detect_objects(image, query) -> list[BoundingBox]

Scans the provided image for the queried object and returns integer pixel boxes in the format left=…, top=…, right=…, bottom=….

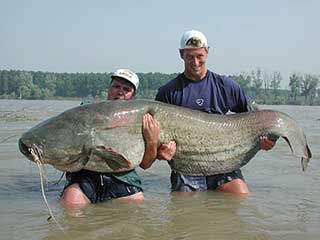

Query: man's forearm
left=139, top=143, right=158, bottom=169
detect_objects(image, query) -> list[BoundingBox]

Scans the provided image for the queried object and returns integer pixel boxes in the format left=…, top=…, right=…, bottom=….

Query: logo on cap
left=186, top=37, right=205, bottom=48
left=119, top=70, right=134, bottom=80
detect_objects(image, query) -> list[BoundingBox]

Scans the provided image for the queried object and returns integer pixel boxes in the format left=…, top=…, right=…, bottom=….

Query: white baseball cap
left=111, top=68, right=139, bottom=91
left=180, top=30, right=208, bottom=49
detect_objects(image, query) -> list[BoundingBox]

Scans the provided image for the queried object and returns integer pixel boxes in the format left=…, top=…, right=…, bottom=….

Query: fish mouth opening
left=18, top=139, right=43, bottom=162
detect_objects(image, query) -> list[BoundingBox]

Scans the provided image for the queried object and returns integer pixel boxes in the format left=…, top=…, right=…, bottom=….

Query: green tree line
left=0, top=69, right=319, bottom=105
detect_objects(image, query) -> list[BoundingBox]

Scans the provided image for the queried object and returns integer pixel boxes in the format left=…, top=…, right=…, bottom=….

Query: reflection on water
left=0, top=100, right=319, bottom=240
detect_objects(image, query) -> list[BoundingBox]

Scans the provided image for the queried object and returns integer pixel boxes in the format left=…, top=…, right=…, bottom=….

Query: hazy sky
left=1, top=0, right=319, bottom=87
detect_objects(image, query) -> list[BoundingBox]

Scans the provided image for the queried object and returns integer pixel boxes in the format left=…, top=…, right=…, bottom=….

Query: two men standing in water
left=61, top=30, right=276, bottom=207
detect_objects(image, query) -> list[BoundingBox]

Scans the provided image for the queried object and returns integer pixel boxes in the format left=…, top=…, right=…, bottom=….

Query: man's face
left=180, top=47, right=208, bottom=80
left=107, top=77, right=135, bottom=100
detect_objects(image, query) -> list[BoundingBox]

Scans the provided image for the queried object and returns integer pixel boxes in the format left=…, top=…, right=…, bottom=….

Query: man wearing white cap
left=152, top=30, right=276, bottom=195
left=108, top=68, right=139, bottom=99
left=61, top=69, right=160, bottom=206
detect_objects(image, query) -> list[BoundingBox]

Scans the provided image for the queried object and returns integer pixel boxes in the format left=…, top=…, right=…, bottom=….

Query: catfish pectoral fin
left=87, top=145, right=132, bottom=171
left=301, top=144, right=312, bottom=171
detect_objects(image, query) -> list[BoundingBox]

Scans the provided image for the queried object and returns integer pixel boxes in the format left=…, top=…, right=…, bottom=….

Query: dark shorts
left=63, top=170, right=143, bottom=203
left=170, top=169, right=245, bottom=192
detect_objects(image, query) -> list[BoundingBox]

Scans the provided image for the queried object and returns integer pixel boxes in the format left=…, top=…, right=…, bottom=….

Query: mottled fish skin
left=18, top=99, right=312, bottom=175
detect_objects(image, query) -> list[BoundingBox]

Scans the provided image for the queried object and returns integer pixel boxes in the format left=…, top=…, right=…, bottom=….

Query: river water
left=0, top=99, right=319, bottom=240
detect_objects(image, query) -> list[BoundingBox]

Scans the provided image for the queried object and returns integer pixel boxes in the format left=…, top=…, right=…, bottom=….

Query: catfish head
left=18, top=109, right=93, bottom=172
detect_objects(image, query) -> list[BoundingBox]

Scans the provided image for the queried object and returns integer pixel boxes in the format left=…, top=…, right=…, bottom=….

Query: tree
left=270, top=71, right=282, bottom=102
left=14, top=71, right=33, bottom=99
left=30, top=85, right=42, bottom=99
left=230, top=72, right=251, bottom=93
left=262, top=71, right=270, bottom=98
left=316, top=87, right=320, bottom=104
left=55, top=73, right=76, bottom=97
left=300, top=74, right=319, bottom=105
left=44, top=73, right=57, bottom=95
left=0, top=69, right=319, bottom=105
left=0, top=70, right=9, bottom=95
left=289, top=73, right=301, bottom=103
left=251, top=68, right=263, bottom=100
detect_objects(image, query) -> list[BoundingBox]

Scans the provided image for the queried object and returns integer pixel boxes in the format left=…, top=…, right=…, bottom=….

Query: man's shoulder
left=156, top=74, right=183, bottom=102
left=158, top=74, right=182, bottom=92
left=208, top=70, right=232, bottom=82
left=208, top=70, right=240, bottom=88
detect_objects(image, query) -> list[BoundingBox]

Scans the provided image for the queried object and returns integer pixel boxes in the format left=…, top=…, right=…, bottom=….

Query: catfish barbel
left=18, top=99, right=312, bottom=176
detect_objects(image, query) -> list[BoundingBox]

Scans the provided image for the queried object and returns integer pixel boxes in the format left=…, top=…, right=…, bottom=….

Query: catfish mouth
left=19, top=139, right=43, bottom=162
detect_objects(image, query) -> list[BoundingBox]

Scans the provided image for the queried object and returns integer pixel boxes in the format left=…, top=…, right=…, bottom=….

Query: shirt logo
left=195, top=98, right=204, bottom=106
